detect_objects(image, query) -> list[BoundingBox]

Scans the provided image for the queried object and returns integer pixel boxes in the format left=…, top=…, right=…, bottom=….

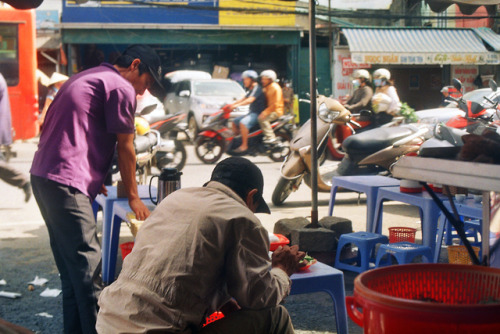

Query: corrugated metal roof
left=343, top=28, right=488, bottom=54
left=473, top=27, right=500, bottom=52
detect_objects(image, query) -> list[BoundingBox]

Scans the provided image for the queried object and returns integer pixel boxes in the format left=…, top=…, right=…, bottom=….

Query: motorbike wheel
left=156, top=140, right=187, bottom=171
left=272, top=176, right=301, bottom=206
left=195, top=135, right=225, bottom=164
left=268, top=132, right=291, bottom=163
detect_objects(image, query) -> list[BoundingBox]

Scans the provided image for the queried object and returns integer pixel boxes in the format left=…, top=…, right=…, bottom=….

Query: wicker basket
left=388, top=227, right=417, bottom=243
left=448, top=245, right=480, bottom=265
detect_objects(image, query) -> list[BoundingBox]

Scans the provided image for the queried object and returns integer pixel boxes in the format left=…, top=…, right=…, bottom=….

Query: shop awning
left=473, top=27, right=500, bottom=52
left=343, top=28, right=499, bottom=65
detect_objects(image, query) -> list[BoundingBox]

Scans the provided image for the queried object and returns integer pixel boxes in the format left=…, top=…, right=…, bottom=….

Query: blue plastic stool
left=375, top=241, right=433, bottom=267
left=290, top=261, right=348, bottom=334
left=328, top=175, right=400, bottom=232
left=335, top=231, right=389, bottom=273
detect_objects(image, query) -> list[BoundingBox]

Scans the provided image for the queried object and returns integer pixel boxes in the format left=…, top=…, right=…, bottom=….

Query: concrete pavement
left=0, top=138, right=425, bottom=333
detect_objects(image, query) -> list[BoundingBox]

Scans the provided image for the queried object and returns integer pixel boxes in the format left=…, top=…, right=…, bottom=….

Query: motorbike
left=194, top=105, right=295, bottom=164
left=271, top=95, right=360, bottom=205
left=139, top=106, right=189, bottom=171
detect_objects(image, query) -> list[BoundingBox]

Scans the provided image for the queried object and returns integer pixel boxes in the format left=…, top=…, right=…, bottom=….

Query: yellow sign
left=219, top=0, right=296, bottom=26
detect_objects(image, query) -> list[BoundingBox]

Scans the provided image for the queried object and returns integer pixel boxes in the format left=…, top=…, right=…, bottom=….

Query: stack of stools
left=375, top=227, right=433, bottom=267
left=334, top=231, right=389, bottom=273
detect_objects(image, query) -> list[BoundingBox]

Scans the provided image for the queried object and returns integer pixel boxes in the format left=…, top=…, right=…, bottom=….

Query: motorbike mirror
left=359, top=109, right=372, bottom=117
left=139, top=104, right=158, bottom=116
left=452, top=78, right=463, bottom=92
left=489, top=79, right=498, bottom=92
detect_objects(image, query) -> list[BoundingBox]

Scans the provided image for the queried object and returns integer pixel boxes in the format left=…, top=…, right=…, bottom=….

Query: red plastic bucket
left=346, top=264, right=500, bottom=334
left=119, top=242, right=134, bottom=260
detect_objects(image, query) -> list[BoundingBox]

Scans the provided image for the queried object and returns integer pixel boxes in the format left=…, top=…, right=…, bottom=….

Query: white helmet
left=353, top=69, right=371, bottom=81
left=260, top=70, right=277, bottom=82
left=373, top=68, right=391, bottom=80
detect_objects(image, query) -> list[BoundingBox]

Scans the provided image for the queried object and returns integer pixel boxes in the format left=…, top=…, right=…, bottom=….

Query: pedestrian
left=38, top=72, right=69, bottom=128
left=439, top=86, right=450, bottom=107
left=258, top=70, right=284, bottom=144
left=229, top=70, right=266, bottom=153
left=344, top=69, right=373, bottom=113
left=96, top=156, right=305, bottom=334
left=30, top=44, right=163, bottom=334
left=0, top=72, right=31, bottom=202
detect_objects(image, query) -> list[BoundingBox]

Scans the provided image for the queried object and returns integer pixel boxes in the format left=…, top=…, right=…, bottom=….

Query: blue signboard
left=62, top=0, right=219, bottom=25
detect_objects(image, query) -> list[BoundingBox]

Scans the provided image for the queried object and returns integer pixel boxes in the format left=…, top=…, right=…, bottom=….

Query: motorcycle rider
left=229, top=70, right=266, bottom=153
left=371, top=68, right=401, bottom=126
left=344, top=69, right=373, bottom=113
left=259, top=70, right=284, bottom=144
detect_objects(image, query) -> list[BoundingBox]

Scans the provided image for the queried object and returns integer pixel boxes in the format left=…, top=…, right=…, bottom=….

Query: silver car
left=164, top=71, right=248, bottom=139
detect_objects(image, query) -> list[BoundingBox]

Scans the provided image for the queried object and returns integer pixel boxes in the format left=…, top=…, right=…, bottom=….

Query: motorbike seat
left=342, top=126, right=415, bottom=155
left=135, top=132, right=158, bottom=154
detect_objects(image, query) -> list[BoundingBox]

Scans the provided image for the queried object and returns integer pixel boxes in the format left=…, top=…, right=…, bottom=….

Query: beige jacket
left=96, top=182, right=290, bottom=334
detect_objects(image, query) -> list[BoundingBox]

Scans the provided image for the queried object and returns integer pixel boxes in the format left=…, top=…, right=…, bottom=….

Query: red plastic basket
left=388, top=227, right=416, bottom=243
left=119, top=242, right=134, bottom=260
left=202, top=311, right=224, bottom=327
left=346, top=264, right=500, bottom=334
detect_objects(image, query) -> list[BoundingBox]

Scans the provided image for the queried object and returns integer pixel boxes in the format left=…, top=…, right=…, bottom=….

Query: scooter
left=194, top=105, right=295, bottom=164
left=136, top=104, right=189, bottom=171
left=272, top=95, right=360, bottom=205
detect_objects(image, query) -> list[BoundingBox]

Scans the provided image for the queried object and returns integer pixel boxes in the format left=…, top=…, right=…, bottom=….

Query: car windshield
left=193, top=81, right=244, bottom=96
left=462, top=89, right=500, bottom=104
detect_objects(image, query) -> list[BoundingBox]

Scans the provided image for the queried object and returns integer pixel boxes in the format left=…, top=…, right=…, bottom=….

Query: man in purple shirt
left=30, top=45, right=163, bottom=334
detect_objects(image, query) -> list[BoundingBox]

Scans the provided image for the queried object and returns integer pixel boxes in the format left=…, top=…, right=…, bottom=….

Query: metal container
left=150, top=168, right=182, bottom=205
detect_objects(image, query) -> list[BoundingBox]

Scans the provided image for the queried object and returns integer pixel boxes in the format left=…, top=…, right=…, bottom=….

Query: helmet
left=373, top=68, right=391, bottom=80
left=242, top=70, right=258, bottom=81
left=260, top=70, right=277, bottom=82
left=135, top=117, right=150, bottom=136
left=354, top=69, right=371, bottom=81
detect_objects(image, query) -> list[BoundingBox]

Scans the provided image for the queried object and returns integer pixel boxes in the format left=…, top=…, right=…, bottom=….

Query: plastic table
left=329, top=175, right=400, bottom=232
left=290, top=261, right=348, bottom=334
left=92, top=185, right=156, bottom=284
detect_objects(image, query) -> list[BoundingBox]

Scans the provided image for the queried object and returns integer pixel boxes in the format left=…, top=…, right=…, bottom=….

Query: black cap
left=210, top=157, right=271, bottom=214
left=122, top=44, right=164, bottom=96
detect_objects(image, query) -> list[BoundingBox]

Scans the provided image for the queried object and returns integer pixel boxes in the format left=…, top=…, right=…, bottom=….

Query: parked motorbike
left=272, top=95, right=360, bottom=205
left=194, top=105, right=295, bottom=164
left=139, top=106, right=189, bottom=171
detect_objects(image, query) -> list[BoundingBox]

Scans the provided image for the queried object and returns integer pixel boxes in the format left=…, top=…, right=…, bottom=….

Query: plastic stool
left=375, top=241, right=433, bottom=267
left=335, top=231, right=389, bottom=273
left=290, top=261, right=348, bottom=334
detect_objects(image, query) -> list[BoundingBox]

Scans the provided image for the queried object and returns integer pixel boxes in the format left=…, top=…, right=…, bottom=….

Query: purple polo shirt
left=30, top=63, right=136, bottom=200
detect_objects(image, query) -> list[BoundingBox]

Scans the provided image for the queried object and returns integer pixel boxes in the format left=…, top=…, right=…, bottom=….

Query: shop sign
left=352, top=52, right=492, bottom=65
left=342, top=58, right=371, bottom=70
left=334, top=49, right=355, bottom=103
left=451, top=65, right=479, bottom=93
left=219, top=0, right=296, bottom=26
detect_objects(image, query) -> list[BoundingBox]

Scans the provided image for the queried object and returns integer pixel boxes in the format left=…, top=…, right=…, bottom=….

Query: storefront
left=334, top=27, right=500, bottom=110
left=60, top=1, right=302, bottom=90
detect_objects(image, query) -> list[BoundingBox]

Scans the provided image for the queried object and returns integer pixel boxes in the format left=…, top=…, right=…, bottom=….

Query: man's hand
left=271, top=245, right=306, bottom=276
left=220, top=299, right=240, bottom=316
left=98, top=184, right=108, bottom=197
left=129, top=198, right=150, bottom=221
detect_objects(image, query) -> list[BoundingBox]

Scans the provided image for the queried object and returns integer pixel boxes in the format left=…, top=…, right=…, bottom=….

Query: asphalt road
left=0, top=139, right=425, bottom=333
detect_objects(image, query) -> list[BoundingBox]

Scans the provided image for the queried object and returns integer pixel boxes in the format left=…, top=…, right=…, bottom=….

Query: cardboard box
left=212, top=65, right=229, bottom=79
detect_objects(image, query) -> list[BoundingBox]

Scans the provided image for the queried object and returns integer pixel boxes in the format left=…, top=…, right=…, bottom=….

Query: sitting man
left=259, top=70, right=284, bottom=144
left=230, top=70, right=267, bottom=153
left=96, top=156, right=305, bottom=334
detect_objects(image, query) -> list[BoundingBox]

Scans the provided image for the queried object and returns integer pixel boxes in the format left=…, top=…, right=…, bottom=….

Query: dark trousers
left=31, top=175, right=103, bottom=334
left=0, top=152, right=28, bottom=188
left=199, top=305, right=294, bottom=334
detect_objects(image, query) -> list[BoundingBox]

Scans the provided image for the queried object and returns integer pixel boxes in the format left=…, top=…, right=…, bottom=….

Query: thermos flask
left=150, top=168, right=182, bottom=205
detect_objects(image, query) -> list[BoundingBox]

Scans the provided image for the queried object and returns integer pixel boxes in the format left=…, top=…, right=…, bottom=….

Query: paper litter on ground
left=0, top=279, right=6, bottom=285
left=28, top=276, right=49, bottom=286
left=0, top=291, right=22, bottom=299
left=40, top=288, right=61, bottom=297
left=36, top=312, right=54, bottom=318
